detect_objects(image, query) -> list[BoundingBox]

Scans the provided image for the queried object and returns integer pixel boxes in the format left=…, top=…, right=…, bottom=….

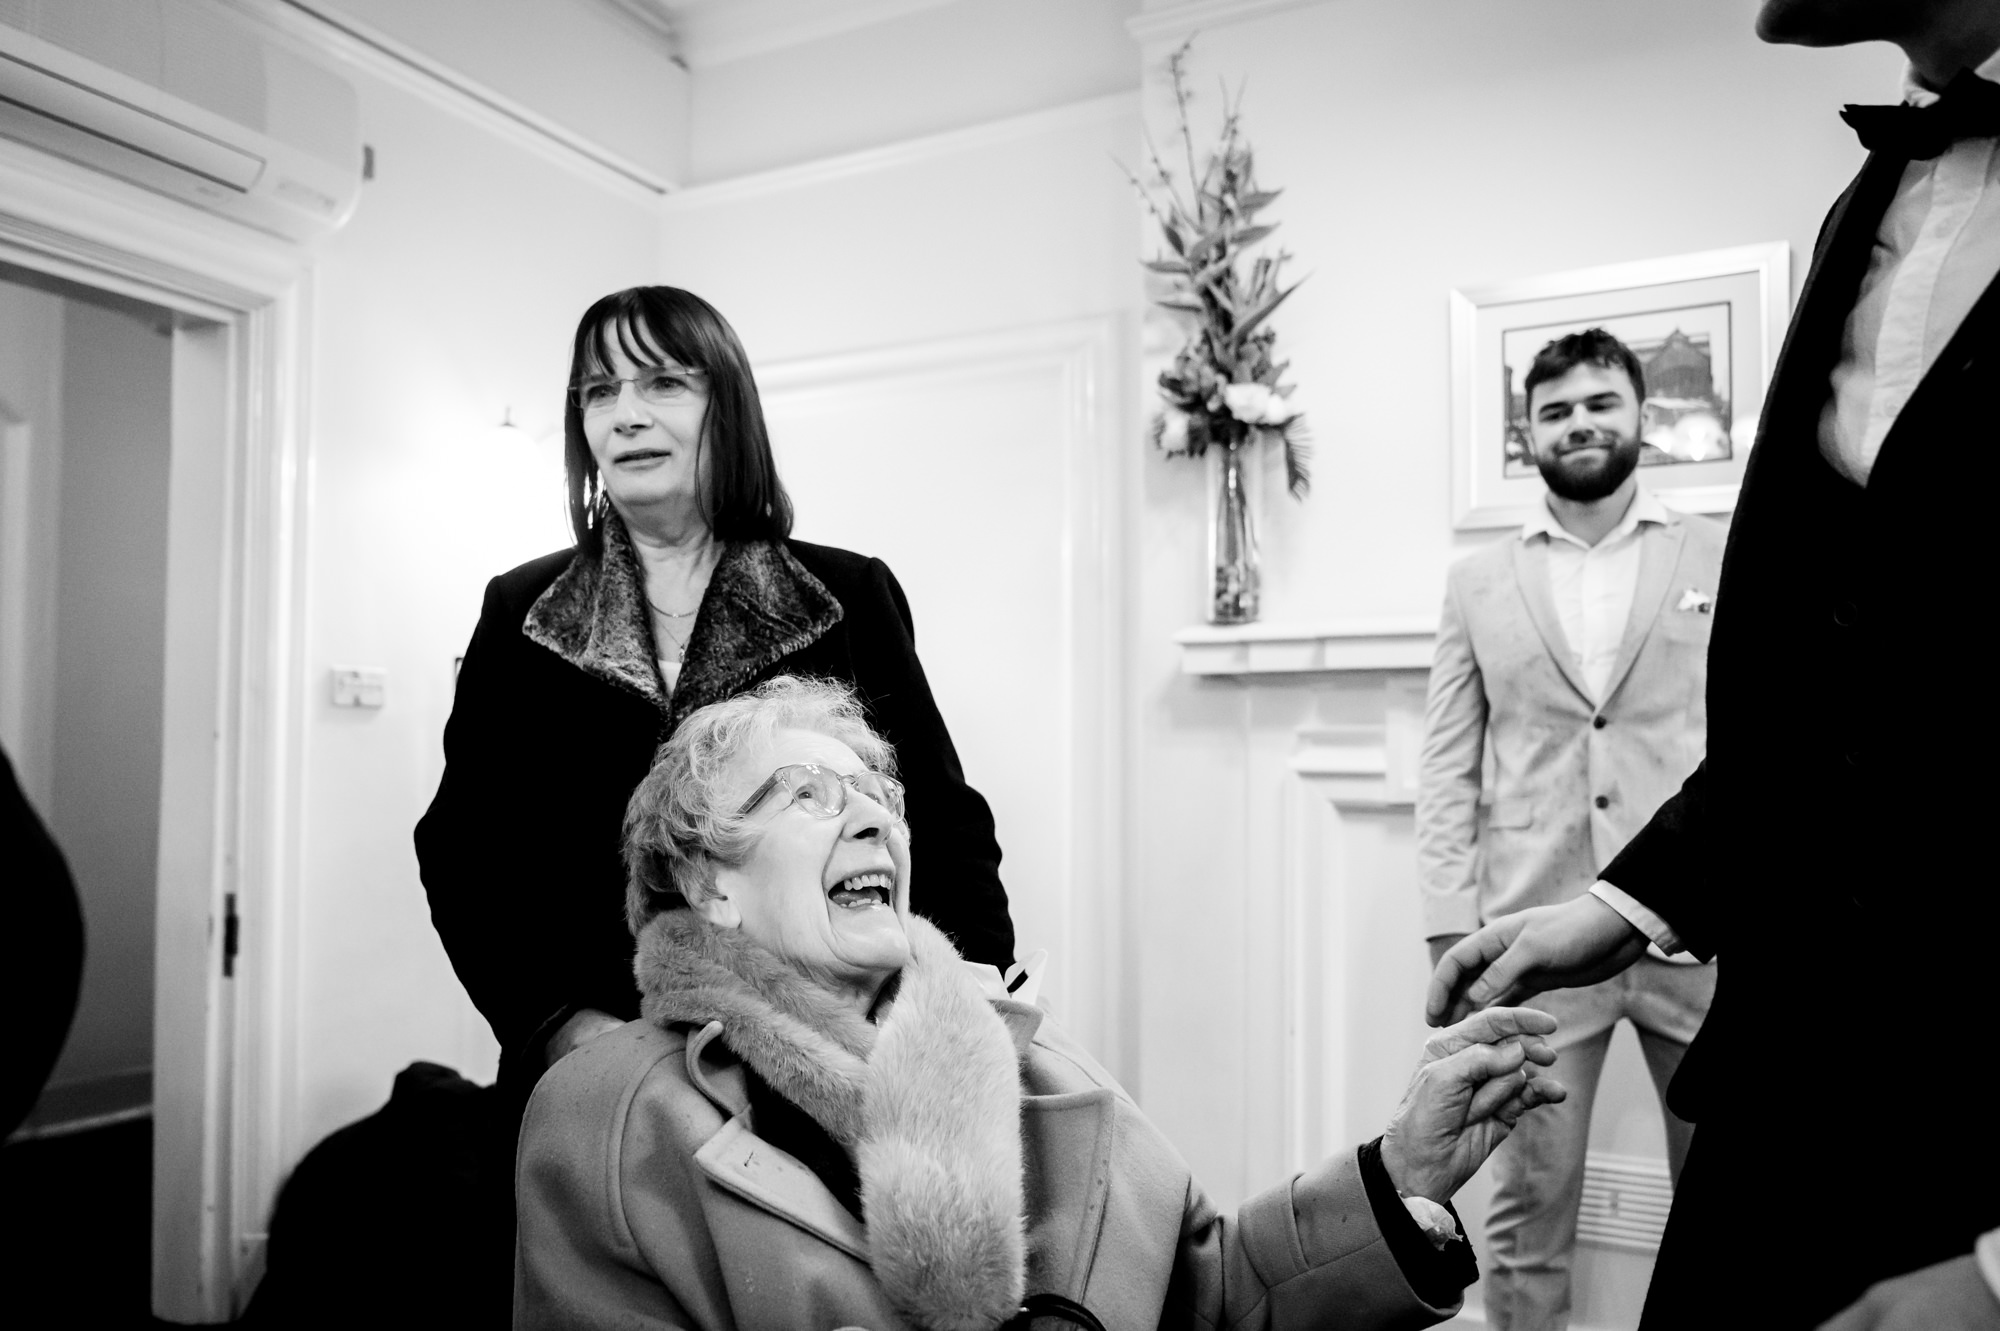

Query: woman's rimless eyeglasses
left=571, top=366, right=706, bottom=413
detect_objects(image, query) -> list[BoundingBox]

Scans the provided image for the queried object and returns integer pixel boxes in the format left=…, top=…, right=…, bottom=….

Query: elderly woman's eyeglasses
left=571, top=366, right=705, bottom=414
left=735, top=763, right=907, bottom=822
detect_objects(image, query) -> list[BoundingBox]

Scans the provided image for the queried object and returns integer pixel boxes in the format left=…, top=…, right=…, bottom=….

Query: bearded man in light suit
left=1428, top=2, right=2000, bottom=1328
left=1419, top=329, right=1723, bottom=1331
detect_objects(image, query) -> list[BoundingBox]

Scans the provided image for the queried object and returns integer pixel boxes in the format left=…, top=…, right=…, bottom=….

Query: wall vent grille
left=1577, top=1151, right=1673, bottom=1254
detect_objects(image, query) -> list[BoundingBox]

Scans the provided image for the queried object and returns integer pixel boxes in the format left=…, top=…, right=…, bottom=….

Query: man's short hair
left=621, top=675, right=900, bottom=932
left=1523, top=328, right=1646, bottom=414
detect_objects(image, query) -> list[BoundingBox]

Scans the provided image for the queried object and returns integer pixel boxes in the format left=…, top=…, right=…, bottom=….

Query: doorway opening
left=0, top=185, right=301, bottom=1318
left=2, top=260, right=177, bottom=1137
left=1, top=258, right=214, bottom=1323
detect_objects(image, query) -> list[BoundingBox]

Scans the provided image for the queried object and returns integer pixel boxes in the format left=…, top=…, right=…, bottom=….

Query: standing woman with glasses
left=416, top=286, right=1016, bottom=1119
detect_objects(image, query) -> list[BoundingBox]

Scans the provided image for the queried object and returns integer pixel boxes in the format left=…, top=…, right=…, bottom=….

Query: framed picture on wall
left=1448, top=242, right=1790, bottom=530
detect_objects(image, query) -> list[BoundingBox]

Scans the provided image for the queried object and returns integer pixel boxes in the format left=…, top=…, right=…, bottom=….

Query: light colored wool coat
left=515, top=915, right=1462, bottom=1330
left=1416, top=512, right=1726, bottom=937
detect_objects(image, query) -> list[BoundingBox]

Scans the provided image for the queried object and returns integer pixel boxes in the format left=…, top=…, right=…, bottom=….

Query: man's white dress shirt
left=1521, top=485, right=1672, bottom=704
left=1820, top=48, right=2000, bottom=486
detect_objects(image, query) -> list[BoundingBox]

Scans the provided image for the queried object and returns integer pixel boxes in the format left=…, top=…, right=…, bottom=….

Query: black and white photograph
left=1500, top=303, right=1735, bottom=474
left=1450, top=244, right=1789, bottom=530
left=3, top=2, right=1997, bottom=1329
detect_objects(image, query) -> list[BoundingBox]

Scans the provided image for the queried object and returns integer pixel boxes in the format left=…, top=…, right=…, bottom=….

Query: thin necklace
left=654, top=615, right=692, bottom=663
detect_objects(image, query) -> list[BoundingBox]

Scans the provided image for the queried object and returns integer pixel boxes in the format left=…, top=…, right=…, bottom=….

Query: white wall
left=0, top=271, right=64, bottom=812
left=659, top=101, right=1142, bottom=360
left=42, top=296, right=175, bottom=1109
left=282, top=15, right=670, bottom=1150
left=307, top=0, right=692, bottom=183
left=688, top=0, right=1139, bottom=180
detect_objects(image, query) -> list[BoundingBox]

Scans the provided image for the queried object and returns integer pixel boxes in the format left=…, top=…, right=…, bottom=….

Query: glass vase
left=1208, top=441, right=1260, bottom=624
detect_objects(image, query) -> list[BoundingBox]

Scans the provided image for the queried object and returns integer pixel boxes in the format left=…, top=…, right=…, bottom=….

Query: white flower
left=1158, top=409, right=1190, bottom=452
left=1220, top=382, right=1296, bottom=427
left=1222, top=382, right=1276, bottom=424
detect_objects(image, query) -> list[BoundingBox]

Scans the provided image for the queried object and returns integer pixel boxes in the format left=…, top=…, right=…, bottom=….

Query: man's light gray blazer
left=1416, top=512, right=1726, bottom=938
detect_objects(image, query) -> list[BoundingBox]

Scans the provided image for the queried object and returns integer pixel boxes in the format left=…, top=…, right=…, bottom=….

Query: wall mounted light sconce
left=492, top=405, right=533, bottom=448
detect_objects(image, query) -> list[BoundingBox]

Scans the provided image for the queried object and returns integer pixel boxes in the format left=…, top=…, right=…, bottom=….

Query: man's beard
left=1538, top=431, right=1641, bottom=502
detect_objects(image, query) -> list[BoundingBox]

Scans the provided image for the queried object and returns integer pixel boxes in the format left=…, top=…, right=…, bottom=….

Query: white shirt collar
left=1902, top=43, right=2000, bottom=107
left=1520, top=483, right=1671, bottom=547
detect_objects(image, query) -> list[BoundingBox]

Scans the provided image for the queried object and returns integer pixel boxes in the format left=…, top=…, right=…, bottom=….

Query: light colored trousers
left=1483, top=957, right=1715, bottom=1331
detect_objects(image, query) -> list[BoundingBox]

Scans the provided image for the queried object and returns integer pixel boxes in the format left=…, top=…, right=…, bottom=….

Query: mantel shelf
left=1176, top=617, right=1438, bottom=677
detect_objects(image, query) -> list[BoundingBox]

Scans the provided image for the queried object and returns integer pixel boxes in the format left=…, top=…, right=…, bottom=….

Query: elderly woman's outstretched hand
left=1380, top=1007, right=1566, bottom=1203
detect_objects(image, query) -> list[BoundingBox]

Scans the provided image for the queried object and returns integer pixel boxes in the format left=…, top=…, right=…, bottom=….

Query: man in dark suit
left=1428, top=2, right=2000, bottom=1327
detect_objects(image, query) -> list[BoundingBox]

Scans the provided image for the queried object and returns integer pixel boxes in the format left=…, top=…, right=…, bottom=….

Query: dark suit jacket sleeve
left=415, top=574, right=646, bottom=1081
left=1598, top=760, right=1722, bottom=961
left=845, top=557, right=1015, bottom=969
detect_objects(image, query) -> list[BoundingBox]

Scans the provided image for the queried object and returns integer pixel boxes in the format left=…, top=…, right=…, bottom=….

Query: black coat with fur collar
left=416, top=528, right=1014, bottom=1094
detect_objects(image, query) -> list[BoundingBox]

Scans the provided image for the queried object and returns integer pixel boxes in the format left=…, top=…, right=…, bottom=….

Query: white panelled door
left=757, top=319, right=1120, bottom=1052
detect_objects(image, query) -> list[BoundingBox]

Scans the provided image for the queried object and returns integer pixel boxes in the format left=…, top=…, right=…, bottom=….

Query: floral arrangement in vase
left=1128, top=42, right=1309, bottom=624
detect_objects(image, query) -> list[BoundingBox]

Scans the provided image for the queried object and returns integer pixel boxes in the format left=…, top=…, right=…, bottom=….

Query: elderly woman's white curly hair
left=623, top=675, right=900, bottom=932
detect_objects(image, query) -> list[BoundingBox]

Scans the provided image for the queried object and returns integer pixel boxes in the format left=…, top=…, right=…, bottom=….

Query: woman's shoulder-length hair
left=563, top=286, right=795, bottom=553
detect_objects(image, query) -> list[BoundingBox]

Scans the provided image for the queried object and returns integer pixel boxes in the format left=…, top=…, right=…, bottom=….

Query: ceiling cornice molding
left=664, top=91, right=1137, bottom=210
left=595, top=0, right=685, bottom=60
left=660, top=0, right=961, bottom=69
left=1127, top=0, right=1327, bottom=46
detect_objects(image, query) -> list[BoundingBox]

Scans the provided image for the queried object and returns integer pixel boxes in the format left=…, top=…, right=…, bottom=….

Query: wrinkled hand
left=1380, top=1007, right=1567, bottom=1203
left=545, top=1007, right=625, bottom=1069
left=1817, top=1256, right=2000, bottom=1331
left=1426, top=894, right=1648, bottom=1027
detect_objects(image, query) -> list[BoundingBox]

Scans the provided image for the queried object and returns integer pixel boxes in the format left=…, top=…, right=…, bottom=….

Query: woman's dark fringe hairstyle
left=563, top=286, right=794, bottom=554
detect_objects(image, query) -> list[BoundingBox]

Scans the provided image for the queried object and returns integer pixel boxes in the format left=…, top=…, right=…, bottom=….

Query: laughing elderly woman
left=516, top=677, right=1568, bottom=1331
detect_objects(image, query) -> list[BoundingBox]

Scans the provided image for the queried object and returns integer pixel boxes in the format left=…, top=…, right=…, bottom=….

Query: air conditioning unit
left=0, top=0, right=361, bottom=241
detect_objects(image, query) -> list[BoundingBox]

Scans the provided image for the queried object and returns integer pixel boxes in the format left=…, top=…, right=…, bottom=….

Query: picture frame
left=1448, top=242, right=1790, bottom=530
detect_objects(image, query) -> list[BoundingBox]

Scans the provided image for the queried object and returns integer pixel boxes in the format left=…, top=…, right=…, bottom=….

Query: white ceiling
left=604, top=0, right=963, bottom=68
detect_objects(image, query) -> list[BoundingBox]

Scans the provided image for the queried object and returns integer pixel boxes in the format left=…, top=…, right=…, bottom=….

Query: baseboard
left=8, top=1067, right=151, bottom=1141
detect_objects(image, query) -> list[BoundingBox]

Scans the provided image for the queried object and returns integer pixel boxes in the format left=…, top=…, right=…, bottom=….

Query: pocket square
left=1677, top=589, right=1714, bottom=614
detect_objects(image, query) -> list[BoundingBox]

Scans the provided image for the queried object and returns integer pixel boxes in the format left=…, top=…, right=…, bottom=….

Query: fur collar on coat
left=523, top=509, right=843, bottom=729
left=635, top=911, right=1027, bottom=1331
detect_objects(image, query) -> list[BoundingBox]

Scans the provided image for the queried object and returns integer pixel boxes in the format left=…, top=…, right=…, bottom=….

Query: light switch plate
left=331, top=666, right=387, bottom=708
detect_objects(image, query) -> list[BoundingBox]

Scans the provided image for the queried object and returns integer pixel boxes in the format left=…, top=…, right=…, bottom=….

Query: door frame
left=0, top=402, right=37, bottom=775
left=1, top=138, right=310, bottom=1321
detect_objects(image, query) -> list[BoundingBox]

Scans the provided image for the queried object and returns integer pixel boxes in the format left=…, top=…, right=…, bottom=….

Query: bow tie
left=1842, top=69, right=2000, bottom=159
